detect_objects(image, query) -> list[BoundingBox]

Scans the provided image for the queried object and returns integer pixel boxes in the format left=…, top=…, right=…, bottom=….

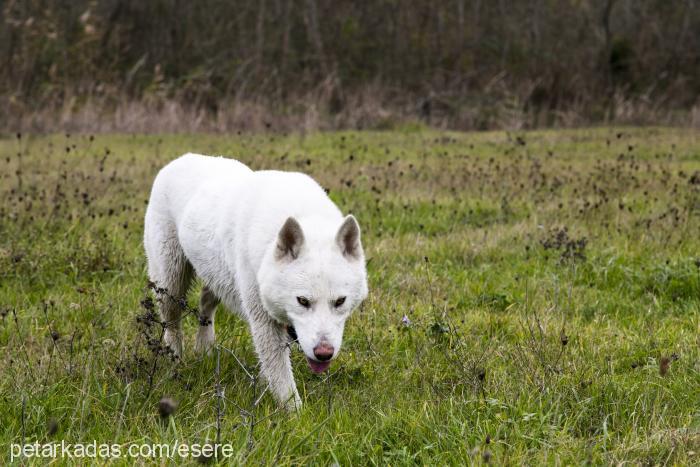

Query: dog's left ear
left=336, top=215, right=362, bottom=260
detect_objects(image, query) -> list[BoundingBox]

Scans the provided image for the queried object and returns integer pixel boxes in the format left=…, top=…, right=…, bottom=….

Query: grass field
left=1, top=128, right=699, bottom=465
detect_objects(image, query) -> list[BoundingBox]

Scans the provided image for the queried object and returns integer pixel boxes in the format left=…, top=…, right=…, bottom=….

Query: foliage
left=2, top=1, right=700, bottom=130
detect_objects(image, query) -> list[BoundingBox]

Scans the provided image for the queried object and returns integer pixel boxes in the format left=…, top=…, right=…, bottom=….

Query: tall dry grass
left=4, top=83, right=700, bottom=134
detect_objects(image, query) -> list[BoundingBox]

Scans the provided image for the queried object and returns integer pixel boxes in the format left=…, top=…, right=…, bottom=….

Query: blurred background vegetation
left=2, top=0, right=699, bottom=132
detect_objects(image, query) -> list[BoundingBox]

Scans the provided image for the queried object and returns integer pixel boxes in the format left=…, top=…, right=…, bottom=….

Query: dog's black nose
left=313, top=342, right=334, bottom=361
left=286, top=325, right=298, bottom=341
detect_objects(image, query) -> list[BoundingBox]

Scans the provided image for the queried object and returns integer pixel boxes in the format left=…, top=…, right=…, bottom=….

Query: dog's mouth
left=286, top=325, right=331, bottom=373
left=306, top=357, right=331, bottom=374
left=286, top=324, right=298, bottom=342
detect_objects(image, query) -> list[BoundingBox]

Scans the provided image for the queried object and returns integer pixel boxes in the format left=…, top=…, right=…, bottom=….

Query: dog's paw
left=194, top=327, right=216, bottom=355
left=163, top=329, right=183, bottom=359
left=282, top=394, right=302, bottom=413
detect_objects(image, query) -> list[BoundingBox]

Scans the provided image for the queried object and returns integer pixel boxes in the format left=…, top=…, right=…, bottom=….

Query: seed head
left=47, top=418, right=59, bottom=436
left=158, top=397, right=178, bottom=419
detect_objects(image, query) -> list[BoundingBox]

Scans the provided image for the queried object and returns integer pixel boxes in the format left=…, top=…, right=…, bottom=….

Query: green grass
left=1, top=128, right=699, bottom=465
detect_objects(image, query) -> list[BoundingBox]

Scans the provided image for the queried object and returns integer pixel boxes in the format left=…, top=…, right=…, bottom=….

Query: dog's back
left=145, top=153, right=253, bottom=226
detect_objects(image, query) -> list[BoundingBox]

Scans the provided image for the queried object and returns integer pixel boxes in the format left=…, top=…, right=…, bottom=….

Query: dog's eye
left=296, top=296, right=311, bottom=308
left=334, top=296, right=346, bottom=307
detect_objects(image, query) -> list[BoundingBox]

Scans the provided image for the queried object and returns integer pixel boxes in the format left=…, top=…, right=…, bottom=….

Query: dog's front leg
left=247, top=302, right=301, bottom=411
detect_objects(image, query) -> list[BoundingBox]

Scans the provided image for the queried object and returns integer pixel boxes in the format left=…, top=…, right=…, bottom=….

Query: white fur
left=143, top=153, right=368, bottom=409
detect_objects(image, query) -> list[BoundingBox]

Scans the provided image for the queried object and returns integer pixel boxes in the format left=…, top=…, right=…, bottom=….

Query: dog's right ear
left=276, top=217, right=305, bottom=260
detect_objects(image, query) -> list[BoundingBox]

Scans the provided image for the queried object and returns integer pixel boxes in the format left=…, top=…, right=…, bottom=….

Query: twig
left=42, top=302, right=65, bottom=361
left=218, top=344, right=254, bottom=380
left=215, top=345, right=222, bottom=459
left=247, top=371, right=257, bottom=451
left=271, top=431, right=289, bottom=465
left=423, top=256, right=438, bottom=319
left=144, top=324, right=167, bottom=398
left=115, top=383, right=131, bottom=441
left=16, top=132, right=22, bottom=193
left=68, top=330, right=77, bottom=376
left=253, top=383, right=270, bottom=408
left=221, top=394, right=251, bottom=417
left=326, top=370, right=332, bottom=416
left=21, top=395, right=26, bottom=445
left=12, top=309, right=35, bottom=382
left=288, top=417, right=330, bottom=452
left=251, top=405, right=284, bottom=427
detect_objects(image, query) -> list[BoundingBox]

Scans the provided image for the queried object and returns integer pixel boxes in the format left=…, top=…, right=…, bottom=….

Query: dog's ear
left=336, top=215, right=362, bottom=260
left=276, top=217, right=305, bottom=260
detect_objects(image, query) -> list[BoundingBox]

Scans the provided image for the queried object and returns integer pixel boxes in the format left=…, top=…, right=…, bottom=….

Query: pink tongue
left=307, top=357, right=331, bottom=374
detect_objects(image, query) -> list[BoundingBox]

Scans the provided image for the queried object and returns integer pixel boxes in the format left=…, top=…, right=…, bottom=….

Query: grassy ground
left=1, top=128, right=699, bottom=465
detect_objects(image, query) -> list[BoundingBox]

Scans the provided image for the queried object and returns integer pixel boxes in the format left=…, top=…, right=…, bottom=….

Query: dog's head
left=258, top=215, right=368, bottom=373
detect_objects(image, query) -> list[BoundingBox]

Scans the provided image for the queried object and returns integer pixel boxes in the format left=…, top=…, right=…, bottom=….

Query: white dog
left=143, top=153, right=368, bottom=409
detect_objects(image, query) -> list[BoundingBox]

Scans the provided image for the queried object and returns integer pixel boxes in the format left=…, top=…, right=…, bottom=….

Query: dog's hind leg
left=144, top=213, right=194, bottom=359
left=195, top=286, right=219, bottom=354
